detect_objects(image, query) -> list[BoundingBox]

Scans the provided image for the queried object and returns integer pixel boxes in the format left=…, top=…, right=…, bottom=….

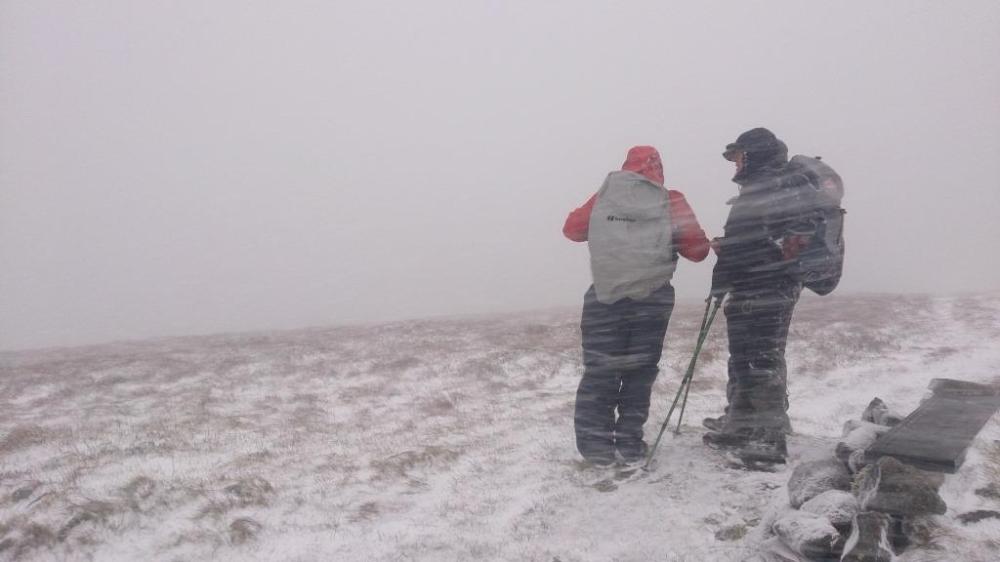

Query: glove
left=709, top=274, right=730, bottom=301
left=709, top=237, right=722, bottom=256
left=781, top=234, right=811, bottom=260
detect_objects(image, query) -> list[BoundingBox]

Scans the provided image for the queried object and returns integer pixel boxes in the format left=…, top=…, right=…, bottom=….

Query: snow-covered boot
left=738, top=429, right=787, bottom=465
left=702, top=427, right=754, bottom=450
left=702, top=415, right=727, bottom=432
left=704, top=427, right=787, bottom=464
left=616, top=440, right=648, bottom=465
left=703, top=414, right=793, bottom=434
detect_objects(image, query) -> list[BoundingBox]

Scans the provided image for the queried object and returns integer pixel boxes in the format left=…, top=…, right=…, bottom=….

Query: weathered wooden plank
left=866, top=378, right=1000, bottom=473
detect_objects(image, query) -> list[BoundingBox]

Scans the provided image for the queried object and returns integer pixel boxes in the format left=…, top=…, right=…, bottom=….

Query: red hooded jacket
left=562, top=146, right=710, bottom=263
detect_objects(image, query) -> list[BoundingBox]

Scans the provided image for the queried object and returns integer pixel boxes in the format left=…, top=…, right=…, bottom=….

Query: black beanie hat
left=723, top=127, right=782, bottom=161
left=724, top=127, right=788, bottom=183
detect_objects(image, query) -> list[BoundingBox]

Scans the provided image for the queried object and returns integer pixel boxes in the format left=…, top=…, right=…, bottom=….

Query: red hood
left=621, top=145, right=664, bottom=185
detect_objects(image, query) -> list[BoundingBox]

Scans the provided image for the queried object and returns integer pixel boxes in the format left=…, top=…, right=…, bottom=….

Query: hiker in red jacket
left=563, top=146, right=709, bottom=465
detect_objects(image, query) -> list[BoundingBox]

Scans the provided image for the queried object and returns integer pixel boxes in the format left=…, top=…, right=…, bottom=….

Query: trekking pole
left=643, top=296, right=721, bottom=470
left=666, top=297, right=712, bottom=434
left=674, top=297, right=723, bottom=434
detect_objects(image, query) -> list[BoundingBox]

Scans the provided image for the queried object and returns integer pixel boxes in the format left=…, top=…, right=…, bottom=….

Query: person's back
left=563, top=146, right=708, bottom=466
left=588, top=169, right=675, bottom=305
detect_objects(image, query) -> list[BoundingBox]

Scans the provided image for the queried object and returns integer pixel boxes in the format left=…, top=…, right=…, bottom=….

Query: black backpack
left=786, top=155, right=846, bottom=296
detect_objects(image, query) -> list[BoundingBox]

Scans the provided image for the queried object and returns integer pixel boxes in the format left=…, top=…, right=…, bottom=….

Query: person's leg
left=614, top=284, right=674, bottom=461
left=706, top=283, right=800, bottom=459
left=721, top=289, right=755, bottom=431
left=575, top=286, right=627, bottom=465
left=703, top=295, right=750, bottom=431
left=709, top=285, right=799, bottom=433
left=740, top=283, right=800, bottom=432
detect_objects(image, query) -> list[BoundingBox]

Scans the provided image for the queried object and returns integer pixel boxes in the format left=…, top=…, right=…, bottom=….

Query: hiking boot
left=704, top=427, right=787, bottom=464
left=616, top=440, right=648, bottom=465
left=702, top=428, right=753, bottom=450
left=702, top=415, right=727, bottom=432
left=703, top=414, right=793, bottom=434
left=738, top=430, right=787, bottom=465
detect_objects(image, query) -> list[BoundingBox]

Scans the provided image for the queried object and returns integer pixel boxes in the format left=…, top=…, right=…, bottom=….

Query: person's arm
left=562, top=193, right=597, bottom=242
left=668, top=190, right=710, bottom=262
left=710, top=206, right=737, bottom=299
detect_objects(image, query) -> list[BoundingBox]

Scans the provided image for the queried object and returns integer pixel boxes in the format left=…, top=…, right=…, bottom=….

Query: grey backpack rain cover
left=786, top=155, right=846, bottom=296
left=588, top=171, right=674, bottom=304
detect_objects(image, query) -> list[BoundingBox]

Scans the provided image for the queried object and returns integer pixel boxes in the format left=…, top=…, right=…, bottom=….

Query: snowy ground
left=2, top=293, right=1000, bottom=561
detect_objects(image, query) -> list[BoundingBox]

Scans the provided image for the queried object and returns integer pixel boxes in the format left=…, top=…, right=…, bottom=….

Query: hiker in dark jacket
left=563, top=146, right=709, bottom=466
left=702, top=127, right=817, bottom=464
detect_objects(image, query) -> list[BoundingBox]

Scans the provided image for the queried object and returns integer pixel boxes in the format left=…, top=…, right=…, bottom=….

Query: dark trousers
left=723, top=282, right=801, bottom=432
left=574, top=283, right=674, bottom=464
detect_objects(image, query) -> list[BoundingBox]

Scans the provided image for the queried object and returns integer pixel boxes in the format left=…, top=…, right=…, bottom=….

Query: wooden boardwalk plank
left=866, top=379, right=1000, bottom=473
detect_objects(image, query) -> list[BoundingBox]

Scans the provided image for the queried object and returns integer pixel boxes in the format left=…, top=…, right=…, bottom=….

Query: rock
left=800, top=490, right=859, bottom=530
left=223, top=476, right=274, bottom=507
left=848, top=449, right=871, bottom=474
left=867, top=379, right=1000, bottom=474
left=956, top=510, right=1000, bottom=524
left=836, top=422, right=890, bottom=466
left=862, top=398, right=889, bottom=424
left=861, top=398, right=904, bottom=427
left=842, top=419, right=867, bottom=436
left=11, top=483, right=40, bottom=502
left=788, top=458, right=852, bottom=508
left=854, top=456, right=946, bottom=516
left=745, top=537, right=803, bottom=562
left=714, top=524, right=747, bottom=541
left=57, top=501, right=116, bottom=542
left=880, top=413, right=904, bottom=427
left=841, top=511, right=896, bottom=562
left=840, top=419, right=891, bottom=438
left=974, top=482, right=1000, bottom=499
left=772, top=511, right=845, bottom=561
left=897, top=515, right=939, bottom=548
left=229, top=517, right=263, bottom=545
left=121, top=476, right=157, bottom=511
left=887, top=515, right=909, bottom=552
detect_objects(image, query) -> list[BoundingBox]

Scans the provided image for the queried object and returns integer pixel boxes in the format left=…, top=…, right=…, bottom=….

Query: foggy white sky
left=2, top=1, right=999, bottom=351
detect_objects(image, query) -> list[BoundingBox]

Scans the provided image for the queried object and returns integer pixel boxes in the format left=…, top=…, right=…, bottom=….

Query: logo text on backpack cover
left=606, top=215, right=636, bottom=223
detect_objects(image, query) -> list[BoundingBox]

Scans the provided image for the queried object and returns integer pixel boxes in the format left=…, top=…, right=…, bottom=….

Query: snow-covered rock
left=772, top=511, right=845, bottom=561
left=841, top=419, right=890, bottom=438
left=861, top=397, right=904, bottom=427
left=745, top=537, right=807, bottom=562
left=787, top=458, right=852, bottom=508
left=799, top=489, right=859, bottom=529
left=836, top=421, right=890, bottom=466
left=855, top=457, right=946, bottom=516
left=847, top=448, right=870, bottom=474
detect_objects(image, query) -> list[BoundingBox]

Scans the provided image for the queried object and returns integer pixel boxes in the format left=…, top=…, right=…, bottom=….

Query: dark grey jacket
left=711, top=163, right=817, bottom=293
